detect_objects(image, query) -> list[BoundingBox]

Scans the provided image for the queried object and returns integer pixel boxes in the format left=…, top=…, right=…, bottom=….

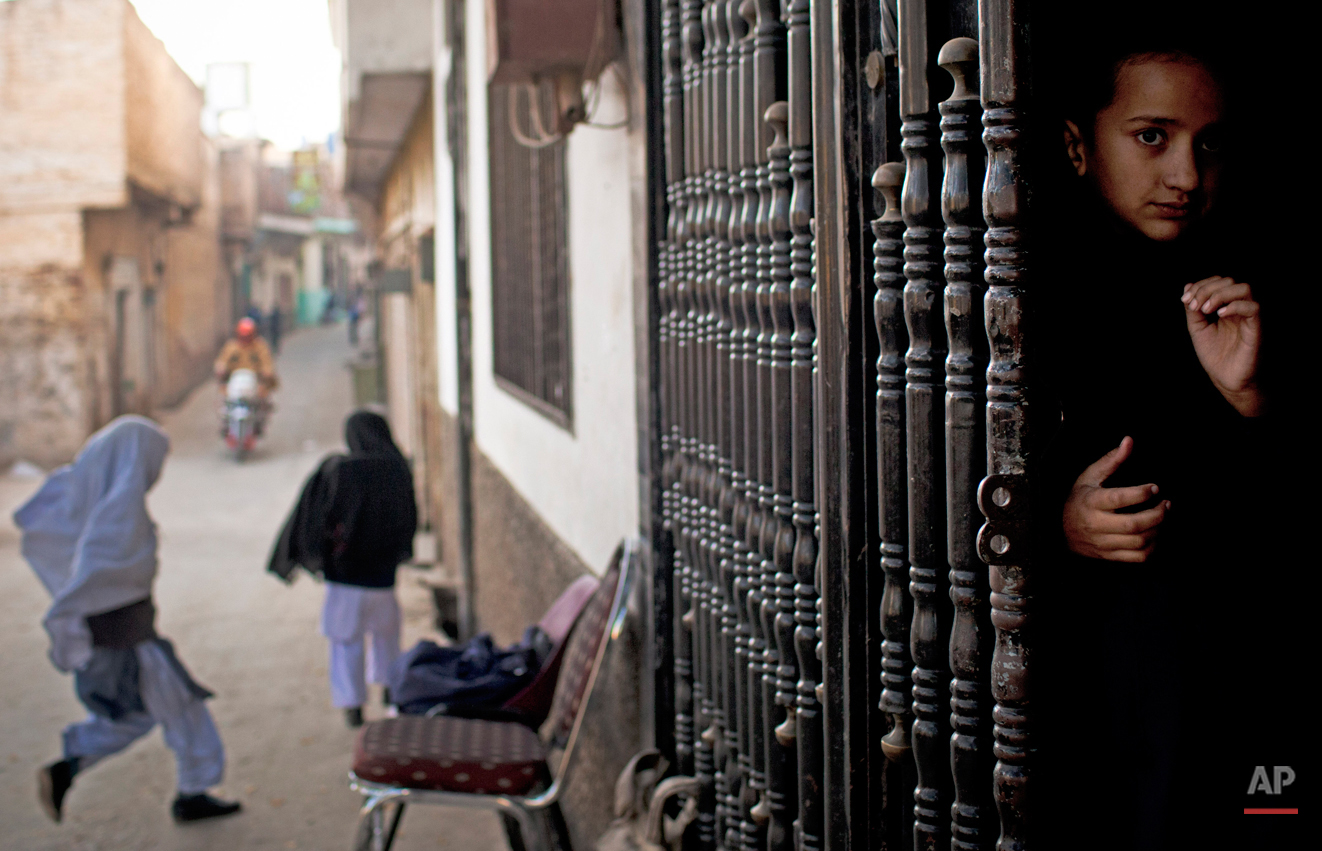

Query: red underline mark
left=1243, top=808, right=1298, bottom=815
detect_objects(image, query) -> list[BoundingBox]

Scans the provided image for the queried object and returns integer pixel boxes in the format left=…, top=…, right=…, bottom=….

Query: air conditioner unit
left=485, top=0, right=614, bottom=85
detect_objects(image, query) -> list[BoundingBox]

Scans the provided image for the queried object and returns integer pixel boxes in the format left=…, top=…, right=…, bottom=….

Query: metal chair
left=348, top=539, right=640, bottom=851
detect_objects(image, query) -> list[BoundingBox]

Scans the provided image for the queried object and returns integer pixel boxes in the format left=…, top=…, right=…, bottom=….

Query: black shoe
left=171, top=793, right=242, bottom=823
left=345, top=707, right=364, bottom=728
left=37, top=759, right=76, bottom=823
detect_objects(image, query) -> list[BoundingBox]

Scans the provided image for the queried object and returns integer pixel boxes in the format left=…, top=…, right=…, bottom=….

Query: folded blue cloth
left=387, top=626, right=552, bottom=716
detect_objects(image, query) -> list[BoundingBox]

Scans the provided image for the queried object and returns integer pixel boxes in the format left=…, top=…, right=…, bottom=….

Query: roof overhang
left=344, top=72, right=430, bottom=203
left=257, top=213, right=316, bottom=236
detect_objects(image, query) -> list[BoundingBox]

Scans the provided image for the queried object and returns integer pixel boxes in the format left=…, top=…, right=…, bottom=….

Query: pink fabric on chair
left=538, top=575, right=599, bottom=644
left=499, top=574, right=600, bottom=723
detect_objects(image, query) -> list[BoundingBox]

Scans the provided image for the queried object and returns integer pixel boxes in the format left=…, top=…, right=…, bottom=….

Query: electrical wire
left=508, top=82, right=564, bottom=149
left=505, top=0, right=624, bottom=147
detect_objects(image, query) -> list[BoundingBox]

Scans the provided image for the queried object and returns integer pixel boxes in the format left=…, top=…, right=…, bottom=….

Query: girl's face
left=1065, top=58, right=1225, bottom=242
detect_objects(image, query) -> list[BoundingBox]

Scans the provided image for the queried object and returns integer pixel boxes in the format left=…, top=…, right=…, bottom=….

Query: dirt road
left=0, top=325, right=504, bottom=850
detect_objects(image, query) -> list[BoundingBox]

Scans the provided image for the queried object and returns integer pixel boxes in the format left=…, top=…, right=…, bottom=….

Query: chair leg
left=544, top=802, right=573, bottom=851
left=353, top=793, right=406, bottom=851
left=501, top=804, right=546, bottom=851
left=501, top=812, right=529, bottom=851
left=382, top=801, right=406, bottom=851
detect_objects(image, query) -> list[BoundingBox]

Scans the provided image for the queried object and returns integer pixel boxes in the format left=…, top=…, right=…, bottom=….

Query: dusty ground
left=0, top=325, right=506, bottom=850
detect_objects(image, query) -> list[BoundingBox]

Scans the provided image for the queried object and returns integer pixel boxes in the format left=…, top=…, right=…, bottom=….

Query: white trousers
left=62, top=642, right=225, bottom=795
left=321, top=582, right=401, bottom=709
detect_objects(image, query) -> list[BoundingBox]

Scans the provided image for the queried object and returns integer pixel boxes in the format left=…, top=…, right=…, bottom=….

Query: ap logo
left=1247, top=766, right=1295, bottom=796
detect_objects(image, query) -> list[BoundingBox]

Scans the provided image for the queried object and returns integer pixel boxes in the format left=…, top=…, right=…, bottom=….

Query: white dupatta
left=13, top=416, right=169, bottom=672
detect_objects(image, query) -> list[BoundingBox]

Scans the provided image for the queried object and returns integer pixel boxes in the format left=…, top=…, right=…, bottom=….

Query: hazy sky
left=129, top=0, right=341, bottom=150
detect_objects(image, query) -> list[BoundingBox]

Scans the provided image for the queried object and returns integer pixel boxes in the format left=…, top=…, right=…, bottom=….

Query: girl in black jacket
left=269, top=411, right=417, bottom=727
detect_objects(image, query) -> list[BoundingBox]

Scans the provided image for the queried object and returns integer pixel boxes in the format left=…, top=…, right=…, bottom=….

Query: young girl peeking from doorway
left=1035, top=31, right=1300, bottom=849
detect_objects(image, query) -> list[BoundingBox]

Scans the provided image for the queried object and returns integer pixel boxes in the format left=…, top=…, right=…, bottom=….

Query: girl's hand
left=1063, top=437, right=1170, bottom=563
left=1183, top=277, right=1263, bottom=416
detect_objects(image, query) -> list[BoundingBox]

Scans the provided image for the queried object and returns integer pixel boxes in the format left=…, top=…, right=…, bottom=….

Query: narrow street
left=0, top=325, right=504, bottom=850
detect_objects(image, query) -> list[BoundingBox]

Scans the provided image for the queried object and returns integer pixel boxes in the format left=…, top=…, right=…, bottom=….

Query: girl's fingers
left=1104, top=548, right=1155, bottom=564
left=1182, top=276, right=1239, bottom=310
left=1216, top=300, right=1259, bottom=320
left=1088, top=504, right=1167, bottom=535
left=1114, top=501, right=1169, bottom=533
left=1196, top=283, right=1252, bottom=315
left=1092, top=533, right=1149, bottom=550
left=1087, top=482, right=1158, bottom=512
left=1182, top=277, right=1228, bottom=308
left=1076, top=437, right=1133, bottom=488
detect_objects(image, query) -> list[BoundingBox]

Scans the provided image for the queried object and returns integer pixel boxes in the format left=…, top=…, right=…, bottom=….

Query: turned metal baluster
left=873, top=161, right=915, bottom=781
left=707, top=1, right=738, bottom=843
left=717, top=3, right=749, bottom=847
left=899, top=1, right=954, bottom=848
left=723, top=4, right=751, bottom=845
left=764, top=100, right=798, bottom=851
left=665, top=0, right=695, bottom=776
left=732, top=4, right=763, bottom=848
left=692, top=3, right=719, bottom=846
left=782, top=0, right=821, bottom=843
left=751, top=0, right=785, bottom=836
left=737, top=0, right=770, bottom=844
left=938, top=37, right=993, bottom=851
left=976, top=2, right=1034, bottom=847
left=676, top=0, right=705, bottom=779
left=660, top=0, right=683, bottom=554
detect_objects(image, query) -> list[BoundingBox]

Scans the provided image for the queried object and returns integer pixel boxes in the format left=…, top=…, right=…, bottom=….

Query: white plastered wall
left=459, top=0, right=638, bottom=573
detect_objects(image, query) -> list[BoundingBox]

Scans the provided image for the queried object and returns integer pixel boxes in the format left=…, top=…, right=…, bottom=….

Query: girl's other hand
left=1063, top=437, right=1170, bottom=563
left=1183, top=276, right=1263, bottom=416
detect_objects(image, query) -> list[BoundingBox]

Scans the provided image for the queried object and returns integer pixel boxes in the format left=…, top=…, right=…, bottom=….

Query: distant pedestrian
left=268, top=305, right=283, bottom=354
left=267, top=411, right=416, bottom=727
left=347, top=289, right=364, bottom=347
left=15, top=417, right=241, bottom=824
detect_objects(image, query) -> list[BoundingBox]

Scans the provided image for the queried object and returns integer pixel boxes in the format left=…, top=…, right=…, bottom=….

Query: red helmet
left=236, top=317, right=257, bottom=339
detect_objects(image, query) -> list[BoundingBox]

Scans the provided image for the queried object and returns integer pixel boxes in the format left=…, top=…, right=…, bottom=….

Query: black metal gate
left=648, top=0, right=1035, bottom=848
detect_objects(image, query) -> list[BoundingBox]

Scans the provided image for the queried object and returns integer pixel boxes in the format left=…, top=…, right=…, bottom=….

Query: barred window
left=488, top=84, right=572, bottom=426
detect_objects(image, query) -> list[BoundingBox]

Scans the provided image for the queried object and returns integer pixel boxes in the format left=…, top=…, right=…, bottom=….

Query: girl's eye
left=1200, top=136, right=1223, bottom=153
left=1136, top=128, right=1165, bottom=147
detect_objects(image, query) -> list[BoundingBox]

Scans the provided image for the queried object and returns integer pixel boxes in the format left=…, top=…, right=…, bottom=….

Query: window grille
left=487, top=83, right=572, bottom=426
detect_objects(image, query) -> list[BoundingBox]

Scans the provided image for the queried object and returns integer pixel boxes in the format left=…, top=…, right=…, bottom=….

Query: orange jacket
left=214, top=337, right=278, bottom=387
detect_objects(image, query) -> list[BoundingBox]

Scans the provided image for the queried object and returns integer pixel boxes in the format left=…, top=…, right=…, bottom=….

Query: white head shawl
left=13, top=416, right=170, bottom=672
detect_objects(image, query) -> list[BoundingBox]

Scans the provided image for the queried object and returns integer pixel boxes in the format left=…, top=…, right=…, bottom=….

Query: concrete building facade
left=334, top=0, right=646, bottom=844
left=1, top=0, right=230, bottom=467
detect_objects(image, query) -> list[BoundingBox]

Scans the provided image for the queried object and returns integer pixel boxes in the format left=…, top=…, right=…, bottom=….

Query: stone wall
left=158, top=138, right=228, bottom=407
left=1, top=0, right=222, bottom=467
left=0, top=230, right=93, bottom=469
left=0, top=0, right=128, bottom=212
left=123, top=1, right=203, bottom=209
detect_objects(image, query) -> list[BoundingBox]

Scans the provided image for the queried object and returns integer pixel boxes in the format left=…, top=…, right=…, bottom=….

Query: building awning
left=257, top=213, right=316, bottom=236
left=344, top=72, right=430, bottom=202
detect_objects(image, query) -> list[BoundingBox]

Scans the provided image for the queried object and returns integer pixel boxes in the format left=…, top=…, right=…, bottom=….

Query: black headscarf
left=268, top=412, right=417, bottom=588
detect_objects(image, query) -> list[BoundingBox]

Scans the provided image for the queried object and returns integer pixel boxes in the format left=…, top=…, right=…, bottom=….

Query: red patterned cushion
left=352, top=715, right=547, bottom=795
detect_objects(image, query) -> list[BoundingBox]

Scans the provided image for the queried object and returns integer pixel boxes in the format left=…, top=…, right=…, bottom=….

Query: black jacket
left=268, top=412, right=417, bottom=588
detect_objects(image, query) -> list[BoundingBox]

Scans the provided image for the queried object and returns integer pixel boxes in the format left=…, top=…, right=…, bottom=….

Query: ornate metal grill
left=649, top=0, right=1035, bottom=848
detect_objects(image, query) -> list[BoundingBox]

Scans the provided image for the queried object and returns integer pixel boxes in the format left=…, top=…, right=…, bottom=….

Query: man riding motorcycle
left=214, top=318, right=278, bottom=397
left=214, top=319, right=277, bottom=443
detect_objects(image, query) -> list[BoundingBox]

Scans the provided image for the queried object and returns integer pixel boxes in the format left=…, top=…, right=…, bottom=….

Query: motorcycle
left=222, top=369, right=267, bottom=460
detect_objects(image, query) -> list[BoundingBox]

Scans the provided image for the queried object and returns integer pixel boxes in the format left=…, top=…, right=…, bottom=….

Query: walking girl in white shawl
left=14, top=416, right=242, bottom=824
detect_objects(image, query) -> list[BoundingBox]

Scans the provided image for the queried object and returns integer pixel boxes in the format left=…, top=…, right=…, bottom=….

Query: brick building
left=0, top=0, right=230, bottom=468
